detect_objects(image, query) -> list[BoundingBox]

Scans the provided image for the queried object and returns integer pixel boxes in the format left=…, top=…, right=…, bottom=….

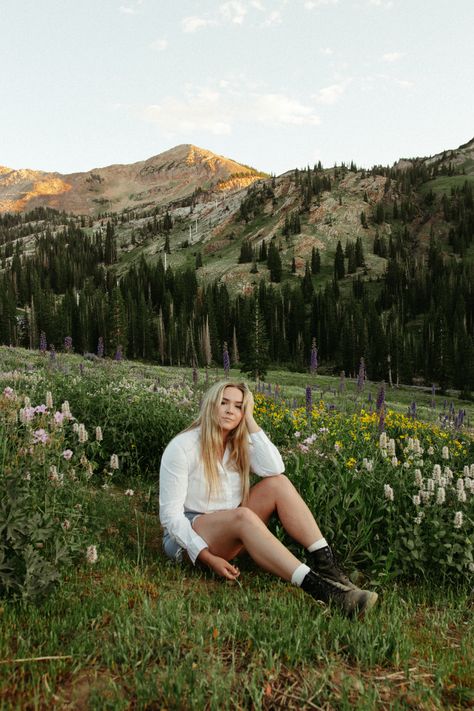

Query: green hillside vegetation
left=0, top=141, right=473, bottom=393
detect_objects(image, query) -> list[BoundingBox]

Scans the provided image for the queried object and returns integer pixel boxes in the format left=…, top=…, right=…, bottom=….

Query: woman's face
left=217, top=386, right=244, bottom=434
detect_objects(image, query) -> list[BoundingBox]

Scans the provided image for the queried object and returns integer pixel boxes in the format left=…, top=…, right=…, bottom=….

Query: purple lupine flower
left=49, top=345, right=56, bottom=362
left=368, top=392, right=373, bottom=404
left=79, top=363, right=84, bottom=375
left=305, top=385, right=312, bottom=418
left=410, top=401, right=417, bottom=419
left=114, top=345, right=122, bottom=361
left=376, top=384, right=385, bottom=413
left=223, top=342, right=230, bottom=377
left=64, top=336, right=73, bottom=353
left=430, top=384, right=436, bottom=408
left=310, top=338, right=318, bottom=375
left=192, top=364, right=198, bottom=385
left=357, top=358, right=366, bottom=391
left=97, top=337, right=104, bottom=358
left=39, top=331, right=47, bottom=354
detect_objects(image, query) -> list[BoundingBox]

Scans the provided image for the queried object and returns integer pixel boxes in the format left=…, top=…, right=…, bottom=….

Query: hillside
left=0, top=137, right=473, bottom=391
left=0, top=144, right=265, bottom=215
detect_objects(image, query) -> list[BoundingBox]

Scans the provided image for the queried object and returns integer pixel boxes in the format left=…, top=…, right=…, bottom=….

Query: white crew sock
left=307, top=537, right=329, bottom=553
left=290, top=563, right=311, bottom=587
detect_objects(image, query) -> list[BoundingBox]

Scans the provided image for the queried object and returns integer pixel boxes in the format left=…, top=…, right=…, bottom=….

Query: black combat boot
left=308, top=545, right=357, bottom=589
left=300, top=569, right=378, bottom=618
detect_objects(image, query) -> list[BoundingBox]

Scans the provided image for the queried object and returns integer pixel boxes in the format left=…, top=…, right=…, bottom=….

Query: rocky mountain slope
left=0, top=144, right=265, bottom=215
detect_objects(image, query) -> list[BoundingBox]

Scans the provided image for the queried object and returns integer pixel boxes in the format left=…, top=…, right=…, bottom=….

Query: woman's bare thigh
left=192, top=509, right=246, bottom=560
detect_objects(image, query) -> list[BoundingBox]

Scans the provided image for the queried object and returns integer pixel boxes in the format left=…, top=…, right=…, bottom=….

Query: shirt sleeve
left=249, top=429, right=285, bottom=477
left=159, top=437, right=208, bottom=564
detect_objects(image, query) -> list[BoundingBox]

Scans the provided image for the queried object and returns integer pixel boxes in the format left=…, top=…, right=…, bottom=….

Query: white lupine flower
left=95, top=426, right=103, bottom=442
left=465, top=477, right=473, bottom=491
left=387, top=439, right=396, bottom=457
left=403, top=461, right=410, bottom=469
left=379, top=432, right=388, bottom=449
left=73, top=422, right=79, bottom=433
left=421, top=490, right=431, bottom=503
left=413, top=495, right=421, bottom=506
left=414, top=460, right=424, bottom=468
left=440, top=476, right=447, bottom=488
left=463, top=466, right=470, bottom=477
left=458, top=490, right=467, bottom=503
left=362, top=458, right=373, bottom=472
left=391, top=456, right=399, bottom=467
left=45, top=391, right=53, bottom=409
left=110, top=454, right=119, bottom=470
left=124, top=489, right=134, bottom=496
left=61, top=401, right=71, bottom=417
left=24, top=395, right=31, bottom=408
left=414, top=513, right=424, bottom=525
left=456, top=478, right=464, bottom=492
left=384, top=484, right=394, bottom=501
left=454, top=511, right=463, bottom=529
left=414, top=469, right=423, bottom=487
left=427, top=446, right=434, bottom=455
left=444, top=466, right=453, bottom=479
left=436, top=487, right=446, bottom=505
left=86, top=545, right=98, bottom=564
left=78, top=423, right=88, bottom=443
left=442, top=446, right=449, bottom=460
left=470, top=464, right=474, bottom=477
left=427, top=478, right=435, bottom=492
left=413, top=439, right=421, bottom=454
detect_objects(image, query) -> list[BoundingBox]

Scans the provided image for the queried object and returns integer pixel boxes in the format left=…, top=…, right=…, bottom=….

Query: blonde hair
left=185, top=381, right=251, bottom=503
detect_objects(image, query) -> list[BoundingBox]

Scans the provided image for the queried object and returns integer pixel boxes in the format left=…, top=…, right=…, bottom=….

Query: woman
left=159, top=381, right=378, bottom=617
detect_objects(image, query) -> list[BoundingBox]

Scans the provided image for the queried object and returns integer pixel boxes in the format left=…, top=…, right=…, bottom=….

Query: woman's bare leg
left=246, top=475, right=323, bottom=547
left=192, top=508, right=302, bottom=581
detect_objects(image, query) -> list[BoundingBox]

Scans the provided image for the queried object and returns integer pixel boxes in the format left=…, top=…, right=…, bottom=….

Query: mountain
left=0, top=144, right=266, bottom=215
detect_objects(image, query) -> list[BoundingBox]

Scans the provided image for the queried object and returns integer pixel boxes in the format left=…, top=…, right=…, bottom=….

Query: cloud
left=262, top=10, right=283, bottom=25
left=182, top=15, right=217, bottom=32
left=149, top=38, right=169, bottom=52
left=119, top=5, right=136, bottom=14
left=367, top=0, right=393, bottom=7
left=315, top=82, right=347, bottom=105
left=382, top=51, right=403, bottom=62
left=219, top=1, right=248, bottom=24
left=395, top=79, right=414, bottom=89
left=141, top=84, right=320, bottom=136
left=319, top=47, right=333, bottom=55
left=304, top=0, right=339, bottom=8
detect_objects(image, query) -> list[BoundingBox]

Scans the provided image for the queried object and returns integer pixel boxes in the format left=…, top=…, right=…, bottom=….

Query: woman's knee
left=234, top=506, right=262, bottom=529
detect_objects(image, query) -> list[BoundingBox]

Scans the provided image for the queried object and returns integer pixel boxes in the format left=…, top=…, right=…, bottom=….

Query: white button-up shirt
left=159, top=427, right=285, bottom=563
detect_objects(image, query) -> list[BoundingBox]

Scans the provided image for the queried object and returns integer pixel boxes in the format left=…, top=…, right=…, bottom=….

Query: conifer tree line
left=0, top=163, right=472, bottom=392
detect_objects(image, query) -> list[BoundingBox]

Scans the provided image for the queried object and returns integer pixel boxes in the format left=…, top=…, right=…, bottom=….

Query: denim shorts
left=162, top=510, right=202, bottom=563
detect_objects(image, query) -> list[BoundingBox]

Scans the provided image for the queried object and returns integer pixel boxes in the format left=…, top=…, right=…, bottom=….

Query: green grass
left=1, top=490, right=473, bottom=710
left=420, top=174, right=474, bottom=195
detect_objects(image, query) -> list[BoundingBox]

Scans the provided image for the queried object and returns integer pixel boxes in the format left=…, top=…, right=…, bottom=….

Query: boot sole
left=357, top=591, right=378, bottom=618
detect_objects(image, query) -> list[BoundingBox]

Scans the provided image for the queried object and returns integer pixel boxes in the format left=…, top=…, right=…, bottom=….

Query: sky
left=1, top=0, right=473, bottom=176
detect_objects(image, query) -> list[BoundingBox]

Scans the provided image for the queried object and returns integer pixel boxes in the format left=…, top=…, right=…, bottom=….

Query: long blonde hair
left=185, top=381, right=251, bottom=503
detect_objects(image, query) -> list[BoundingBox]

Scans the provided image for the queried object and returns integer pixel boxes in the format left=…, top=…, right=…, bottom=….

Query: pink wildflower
left=62, top=449, right=73, bottom=461
left=33, top=429, right=49, bottom=444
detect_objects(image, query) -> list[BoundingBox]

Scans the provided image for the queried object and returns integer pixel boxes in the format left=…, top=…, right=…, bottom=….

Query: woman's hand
left=198, top=549, right=240, bottom=580
left=244, top=389, right=260, bottom=433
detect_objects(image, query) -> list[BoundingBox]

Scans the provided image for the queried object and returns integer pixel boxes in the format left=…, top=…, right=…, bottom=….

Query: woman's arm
left=159, top=437, right=208, bottom=564
left=246, top=389, right=285, bottom=476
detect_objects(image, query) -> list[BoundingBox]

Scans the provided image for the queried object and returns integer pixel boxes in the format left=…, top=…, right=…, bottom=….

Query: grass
left=1, top=490, right=473, bottom=710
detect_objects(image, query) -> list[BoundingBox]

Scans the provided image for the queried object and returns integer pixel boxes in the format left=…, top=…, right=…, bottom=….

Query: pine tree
left=240, top=298, right=270, bottom=381
left=267, top=241, right=282, bottom=282
left=311, top=247, right=321, bottom=274
left=301, top=262, right=314, bottom=301
left=334, top=241, right=345, bottom=280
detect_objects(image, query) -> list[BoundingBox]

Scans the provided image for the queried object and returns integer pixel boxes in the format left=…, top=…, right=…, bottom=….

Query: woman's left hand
left=244, top=389, right=260, bottom=433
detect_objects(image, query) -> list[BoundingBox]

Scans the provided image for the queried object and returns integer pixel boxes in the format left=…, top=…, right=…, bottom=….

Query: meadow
left=0, top=346, right=473, bottom=710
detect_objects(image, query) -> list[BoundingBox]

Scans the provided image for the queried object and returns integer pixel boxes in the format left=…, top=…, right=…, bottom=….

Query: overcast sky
left=1, top=0, right=473, bottom=175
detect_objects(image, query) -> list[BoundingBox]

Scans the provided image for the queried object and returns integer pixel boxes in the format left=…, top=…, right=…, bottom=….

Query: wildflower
left=413, top=495, right=421, bottom=507
left=33, top=428, right=49, bottom=444
left=318, top=427, right=329, bottom=434
left=102, top=482, right=110, bottom=490
left=403, top=461, right=410, bottom=469
left=222, top=342, right=230, bottom=377
left=470, top=464, right=474, bottom=477
left=427, top=478, right=435, bottom=492
left=95, top=426, right=103, bottom=442
left=3, top=386, right=14, bottom=398
left=427, top=446, right=434, bottom=455
left=458, top=490, right=467, bottom=503
left=294, top=431, right=301, bottom=438
left=305, top=386, right=312, bottom=417
left=376, top=383, right=385, bottom=413
left=97, top=336, right=104, bottom=358
left=414, top=469, right=423, bottom=487
left=433, top=464, right=441, bottom=482
left=62, top=449, right=73, bottom=461
left=436, top=487, right=446, bottom=505
left=78, top=424, right=88, bottom=443
left=110, top=454, right=119, bottom=470
left=24, top=395, right=31, bottom=408
left=23, top=472, right=31, bottom=481
left=387, top=438, right=396, bottom=457
left=334, top=441, right=342, bottom=452
left=391, top=456, right=398, bottom=467
left=86, top=545, right=98, bottom=564
left=363, top=458, right=373, bottom=472
left=298, top=444, right=309, bottom=453
left=454, top=511, right=463, bottom=529
left=379, top=432, right=388, bottom=449
left=45, top=391, right=53, bottom=409
left=39, top=331, right=47, bottom=354
left=61, top=519, right=71, bottom=531
left=114, top=345, right=123, bottom=361
left=64, top=335, right=73, bottom=353
left=19, top=407, right=35, bottom=424
left=442, top=446, right=449, bottom=460
left=49, top=345, right=56, bottom=361
left=357, top=357, right=366, bottom=391
left=421, top=490, right=431, bottom=502
left=346, top=457, right=357, bottom=469
left=34, top=404, right=48, bottom=414
left=414, top=513, right=424, bottom=525
left=62, top=401, right=71, bottom=417
left=456, top=478, right=464, bottom=492
left=384, top=484, right=394, bottom=501
left=124, top=489, right=135, bottom=496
